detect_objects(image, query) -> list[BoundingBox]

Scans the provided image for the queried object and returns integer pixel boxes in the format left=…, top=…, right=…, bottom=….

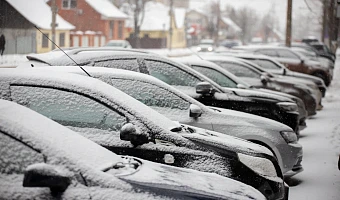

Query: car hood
left=181, top=124, right=273, bottom=156
left=208, top=106, right=292, bottom=132
left=119, top=158, right=265, bottom=200
left=222, top=87, right=293, bottom=103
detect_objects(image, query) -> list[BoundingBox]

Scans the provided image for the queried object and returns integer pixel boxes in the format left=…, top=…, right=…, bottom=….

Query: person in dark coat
left=0, top=34, right=5, bottom=56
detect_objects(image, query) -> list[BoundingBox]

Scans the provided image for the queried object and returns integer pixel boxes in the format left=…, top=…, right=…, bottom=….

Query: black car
left=25, top=49, right=300, bottom=132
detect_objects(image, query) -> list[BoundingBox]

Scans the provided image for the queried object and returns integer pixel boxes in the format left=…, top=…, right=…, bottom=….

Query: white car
left=0, top=99, right=265, bottom=200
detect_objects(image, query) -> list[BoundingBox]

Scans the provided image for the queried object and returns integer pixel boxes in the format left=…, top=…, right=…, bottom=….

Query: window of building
left=42, top=33, right=49, bottom=48
left=62, top=0, right=77, bottom=9
left=109, top=21, right=115, bottom=39
left=82, top=36, right=88, bottom=47
left=73, top=36, right=79, bottom=47
left=101, top=36, right=106, bottom=46
left=59, top=33, right=65, bottom=47
left=118, top=21, right=124, bottom=39
left=94, top=36, right=99, bottom=47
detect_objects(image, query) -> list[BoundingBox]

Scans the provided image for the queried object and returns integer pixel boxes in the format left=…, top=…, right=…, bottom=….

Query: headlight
left=280, top=131, right=297, bottom=143
left=238, top=153, right=278, bottom=178
left=277, top=102, right=298, bottom=112
left=196, top=47, right=201, bottom=51
left=208, top=47, right=213, bottom=51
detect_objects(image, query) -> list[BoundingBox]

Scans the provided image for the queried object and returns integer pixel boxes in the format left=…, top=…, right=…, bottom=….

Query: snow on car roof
left=6, top=0, right=75, bottom=30
left=0, top=69, right=180, bottom=136
left=0, top=99, right=122, bottom=170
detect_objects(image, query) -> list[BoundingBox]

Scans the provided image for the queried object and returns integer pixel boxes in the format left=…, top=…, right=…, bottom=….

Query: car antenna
left=34, top=26, right=91, bottom=77
left=187, top=47, right=204, bottom=60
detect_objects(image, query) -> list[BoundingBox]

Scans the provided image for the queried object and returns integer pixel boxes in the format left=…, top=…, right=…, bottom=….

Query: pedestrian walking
left=0, top=34, right=5, bottom=56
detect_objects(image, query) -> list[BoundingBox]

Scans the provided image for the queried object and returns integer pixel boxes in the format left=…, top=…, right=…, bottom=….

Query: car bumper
left=280, top=142, right=303, bottom=177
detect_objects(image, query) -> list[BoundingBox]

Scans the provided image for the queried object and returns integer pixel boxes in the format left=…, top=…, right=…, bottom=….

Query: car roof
left=0, top=99, right=122, bottom=171
left=35, top=66, right=210, bottom=111
left=0, top=69, right=179, bottom=136
left=27, top=51, right=225, bottom=92
left=171, top=57, right=247, bottom=85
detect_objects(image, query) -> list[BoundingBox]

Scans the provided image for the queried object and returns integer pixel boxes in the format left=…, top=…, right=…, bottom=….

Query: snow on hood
left=120, top=159, right=266, bottom=200
left=0, top=99, right=123, bottom=171
left=181, top=125, right=273, bottom=156
left=225, top=87, right=293, bottom=102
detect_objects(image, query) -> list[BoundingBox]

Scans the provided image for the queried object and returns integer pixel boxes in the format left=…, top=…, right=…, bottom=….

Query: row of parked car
left=0, top=42, right=333, bottom=199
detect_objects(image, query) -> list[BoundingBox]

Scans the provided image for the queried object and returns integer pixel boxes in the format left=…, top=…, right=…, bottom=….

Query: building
left=126, top=2, right=187, bottom=49
left=52, top=0, right=128, bottom=47
left=0, top=0, right=74, bottom=54
left=185, top=9, right=210, bottom=45
left=154, top=0, right=190, bottom=8
left=252, top=27, right=284, bottom=44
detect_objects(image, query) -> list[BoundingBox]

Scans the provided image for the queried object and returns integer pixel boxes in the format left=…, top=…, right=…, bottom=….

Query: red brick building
left=49, top=0, right=127, bottom=47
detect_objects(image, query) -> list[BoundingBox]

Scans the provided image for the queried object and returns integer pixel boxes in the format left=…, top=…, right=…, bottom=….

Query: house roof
left=221, top=17, right=241, bottom=32
left=85, top=0, right=128, bottom=20
left=6, top=0, right=75, bottom=30
left=140, top=2, right=186, bottom=31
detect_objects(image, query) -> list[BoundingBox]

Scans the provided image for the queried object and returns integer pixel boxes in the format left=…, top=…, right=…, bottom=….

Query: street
left=288, top=58, right=340, bottom=199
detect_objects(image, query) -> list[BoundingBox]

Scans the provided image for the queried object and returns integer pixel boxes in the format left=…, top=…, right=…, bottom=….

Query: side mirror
left=196, top=82, right=215, bottom=96
left=120, top=123, right=150, bottom=147
left=301, top=59, right=305, bottom=64
left=283, top=68, right=287, bottom=75
left=189, top=104, right=202, bottom=118
left=237, top=84, right=247, bottom=89
left=260, top=75, right=269, bottom=85
left=23, top=163, right=72, bottom=194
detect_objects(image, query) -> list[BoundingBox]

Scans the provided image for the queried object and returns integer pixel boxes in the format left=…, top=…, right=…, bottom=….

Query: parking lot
left=288, top=59, right=340, bottom=199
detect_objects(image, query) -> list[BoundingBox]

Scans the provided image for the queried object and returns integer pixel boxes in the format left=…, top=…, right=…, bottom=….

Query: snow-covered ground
left=288, top=58, right=340, bottom=199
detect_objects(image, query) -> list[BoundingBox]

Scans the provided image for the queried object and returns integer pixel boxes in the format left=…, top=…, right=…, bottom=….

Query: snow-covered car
left=172, top=58, right=308, bottom=132
left=197, top=39, right=215, bottom=52
left=44, top=66, right=303, bottom=179
left=0, top=99, right=266, bottom=200
left=214, top=52, right=327, bottom=97
left=201, top=55, right=318, bottom=117
left=233, top=45, right=333, bottom=86
left=0, top=69, right=287, bottom=200
left=23, top=49, right=300, bottom=134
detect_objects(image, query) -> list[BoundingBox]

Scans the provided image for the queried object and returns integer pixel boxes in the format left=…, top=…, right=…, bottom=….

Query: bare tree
left=234, top=6, right=259, bottom=44
left=125, top=0, right=149, bottom=48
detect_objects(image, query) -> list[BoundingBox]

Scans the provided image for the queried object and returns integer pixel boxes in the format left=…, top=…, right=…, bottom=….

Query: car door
left=0, top=131, right=90, bottom=200
left=8, top=85, right=210, bottom=169
left=276, top=49, right=306, bottom=73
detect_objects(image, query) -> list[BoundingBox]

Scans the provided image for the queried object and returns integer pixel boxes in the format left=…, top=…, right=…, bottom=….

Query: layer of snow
left=174, top=8, right=186, bottom=29
left=6, top=0, right=75, bottom=30
left=85, top=0, right=127, bottom=19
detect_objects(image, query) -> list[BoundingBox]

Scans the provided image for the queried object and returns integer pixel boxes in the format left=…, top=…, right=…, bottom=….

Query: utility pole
left=322, top=0, right=327, bottom=42
left=169, top=0, right=173, bottom=51
left=215, top=0, right=221, bottom=46
left=285, top=0, right=292, bottom=47
left=51, top=0, right=57, bottom=50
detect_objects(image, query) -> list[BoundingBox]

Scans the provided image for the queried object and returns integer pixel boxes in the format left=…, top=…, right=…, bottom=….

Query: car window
left=277, top=50, right=300, bottom=59
left=94, top=58, right=140, bottom=72
left=109, top=78, right=190, bottom=110
left=212, top=61, right=261, bottom=78
left=249, top=59, right=282, bottom=70
left=0, top=131, right=44, bottom=174
left=255, top=49, right=278, bottom=57
left=192, top=65, right=238, bottom=88
left=10, top=86, right=128, bottom=132
left=144, top=60, right=202, bottom=87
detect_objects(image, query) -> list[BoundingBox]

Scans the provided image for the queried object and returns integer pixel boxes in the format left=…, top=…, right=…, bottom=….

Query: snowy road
left=288, top=59, right=340, bottom=199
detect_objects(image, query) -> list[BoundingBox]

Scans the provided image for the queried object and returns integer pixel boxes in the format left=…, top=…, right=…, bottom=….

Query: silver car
left=42, top=66, right=303, bottom=178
